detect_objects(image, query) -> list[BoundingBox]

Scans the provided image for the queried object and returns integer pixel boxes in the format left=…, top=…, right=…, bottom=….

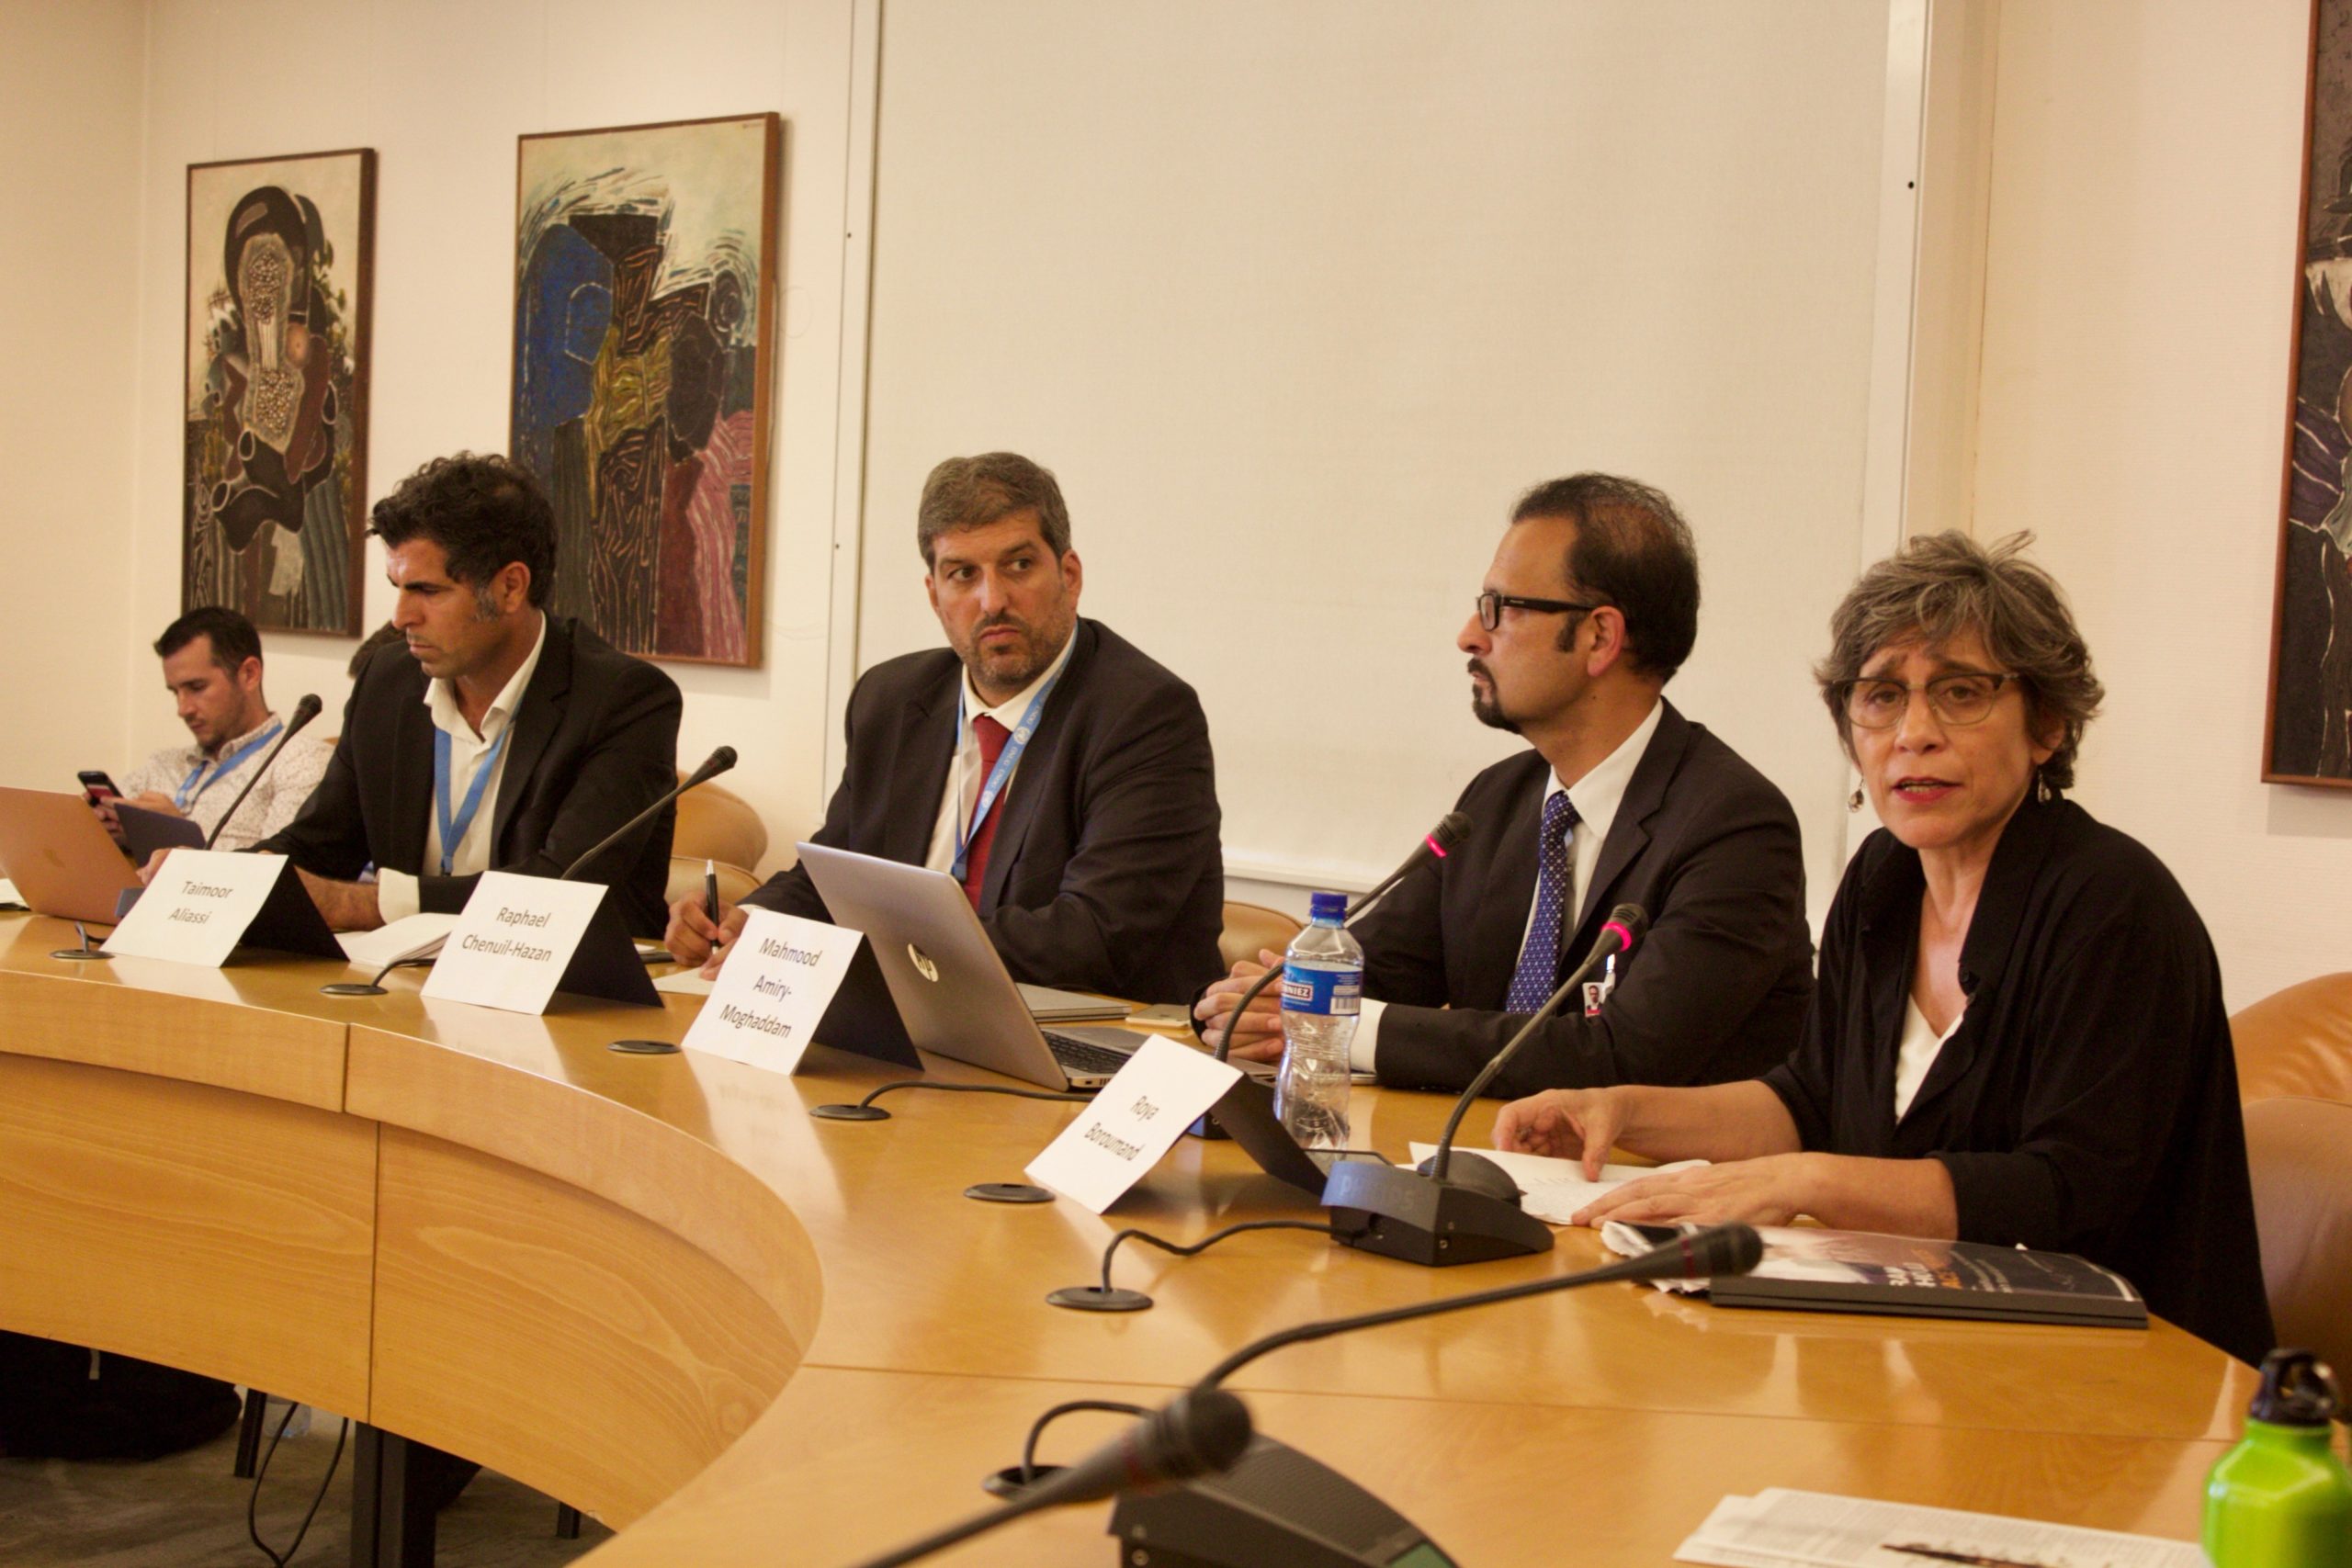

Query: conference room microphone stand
left=849, top=1224, right=1762, bottom=1568
left=200, top=693, right=324, bottom=852
left=1192, top=811, right=1470, bottom=1141
left=1317, top=903, right=1650, bottom=1266
left=836, top=1388, right=1255, bottom=1568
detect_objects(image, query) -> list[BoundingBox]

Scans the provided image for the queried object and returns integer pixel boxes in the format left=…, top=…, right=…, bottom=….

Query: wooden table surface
left=0, top=912, right=2255, bottom=1564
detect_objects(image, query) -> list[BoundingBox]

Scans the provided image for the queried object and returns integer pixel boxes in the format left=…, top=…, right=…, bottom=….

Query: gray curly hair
left=1815, top=530, right=2104, bottom=792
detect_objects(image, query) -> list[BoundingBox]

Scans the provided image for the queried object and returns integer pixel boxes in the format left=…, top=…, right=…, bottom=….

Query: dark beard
left=1470, top=687, right=1521, bottom=734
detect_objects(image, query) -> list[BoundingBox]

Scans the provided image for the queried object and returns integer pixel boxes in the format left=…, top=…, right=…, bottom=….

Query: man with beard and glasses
left=1196, top=473, right=1813, bottom=1096
left=670, top=452, right=1223, bottom=1004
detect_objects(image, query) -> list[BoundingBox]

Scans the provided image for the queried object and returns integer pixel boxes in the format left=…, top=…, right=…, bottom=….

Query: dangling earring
left=1847, top=785, right=1864, bottom=813
left=2034, top=768, right=2056, bottom=805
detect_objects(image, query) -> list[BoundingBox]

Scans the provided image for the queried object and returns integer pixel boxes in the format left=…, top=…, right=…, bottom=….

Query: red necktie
left=960, top=714, right=1012, bottom=907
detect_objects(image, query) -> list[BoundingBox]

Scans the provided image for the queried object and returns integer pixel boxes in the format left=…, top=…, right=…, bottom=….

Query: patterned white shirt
left=119, top=712, right=334, bottom=853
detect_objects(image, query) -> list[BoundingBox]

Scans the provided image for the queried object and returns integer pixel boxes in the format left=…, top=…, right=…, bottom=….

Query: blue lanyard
left=174, top=719, right=283, bottom=811
left=949, top=672, right=1063, bottom=880
left=433, top=725, right=510, bottom=877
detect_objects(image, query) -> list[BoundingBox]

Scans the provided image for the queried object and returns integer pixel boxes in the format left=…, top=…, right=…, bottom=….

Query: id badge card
left=1583, top=953, right=1618, bottom=1018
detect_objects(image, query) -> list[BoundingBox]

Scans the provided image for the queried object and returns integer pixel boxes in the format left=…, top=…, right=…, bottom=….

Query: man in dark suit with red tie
left=667, top=452, right=1224, bottom=1005
left=1195, top=473, right=1815, bottom=1096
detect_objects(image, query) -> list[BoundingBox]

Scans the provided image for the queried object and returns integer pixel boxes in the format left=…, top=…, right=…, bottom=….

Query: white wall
left=1973, top=0, right=2351, bottom=1005
left=0, top=0, right=146, bottom=790
left=114, top=0, right=868, bottom=874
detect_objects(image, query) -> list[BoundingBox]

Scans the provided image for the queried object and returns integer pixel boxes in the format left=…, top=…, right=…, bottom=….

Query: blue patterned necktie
left=1505, top=791, right=1580, bottom=1012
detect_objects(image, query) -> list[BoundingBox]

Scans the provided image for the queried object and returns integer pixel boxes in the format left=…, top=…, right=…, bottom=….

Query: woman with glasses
left=1493, top=531, right=2273, bottom=1365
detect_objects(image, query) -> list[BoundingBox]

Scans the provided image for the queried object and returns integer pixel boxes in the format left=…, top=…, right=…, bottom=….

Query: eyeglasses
left=1476, top=591, right=1599, bottom=632
left=1838, top=671, right=2021, bottom=729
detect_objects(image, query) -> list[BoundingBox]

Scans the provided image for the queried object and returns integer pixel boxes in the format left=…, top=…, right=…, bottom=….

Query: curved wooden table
left=0, top=912, right=2256, bottom=1564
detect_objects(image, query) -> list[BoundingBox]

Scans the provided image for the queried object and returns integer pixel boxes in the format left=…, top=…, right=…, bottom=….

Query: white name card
left=678, top=909, right=860, bottom=1075
left=421, top=871, right=610, bottom=1015
left=102, top=850, right=291, bottom=966
left=1024, top=1037, right=1243, bottom=1213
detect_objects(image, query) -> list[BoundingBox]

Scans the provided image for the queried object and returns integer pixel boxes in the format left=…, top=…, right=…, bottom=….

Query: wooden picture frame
left=2267, top=0, right=2352, bottom=785
left=510, top=112, right=781, bottom=668
left=182, top=148, right=375, bottom=636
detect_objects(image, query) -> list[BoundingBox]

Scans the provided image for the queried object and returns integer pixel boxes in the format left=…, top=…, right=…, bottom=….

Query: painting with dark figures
left=511, top=114, right=779, bottom=668
left=183, top=149, right=374, bottom=635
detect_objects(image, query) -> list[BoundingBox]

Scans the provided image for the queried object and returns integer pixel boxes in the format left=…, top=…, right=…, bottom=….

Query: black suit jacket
left=259, top=615, right=683, bottom=937
left=743, top=618, right=1223, bottom=1004
left=1352, top=702, right=1813, bottom=1097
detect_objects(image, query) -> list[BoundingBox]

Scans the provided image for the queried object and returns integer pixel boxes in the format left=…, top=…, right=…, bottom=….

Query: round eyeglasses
left=1837, top=671, right=2021, bottom=729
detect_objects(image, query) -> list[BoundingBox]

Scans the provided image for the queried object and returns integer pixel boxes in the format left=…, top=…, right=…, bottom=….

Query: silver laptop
left=796, top=841, right=1160, bottom=1090
left=0, top=788, right=145, bottom=924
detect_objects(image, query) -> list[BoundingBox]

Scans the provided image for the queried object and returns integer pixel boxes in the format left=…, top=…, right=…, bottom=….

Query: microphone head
left=1160, top=1388, right=1254, bottom=1479
left=1600, top=902, right=1650, bottom=953
left=288, top=693, right=324, bottom=727
left=707, top=744, right=738, bottom=773
left=1428, top=811, right=1472, bottom=855
left=1628, top=1223, right=1763, bottom=1281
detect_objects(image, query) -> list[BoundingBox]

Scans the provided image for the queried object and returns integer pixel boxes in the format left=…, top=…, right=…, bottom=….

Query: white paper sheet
left=1674, top=1488, right=2204, bottom=1568
left=336, top=912, right=460, bottom=970
left=1405, top=1143, right=1707, bottom=1225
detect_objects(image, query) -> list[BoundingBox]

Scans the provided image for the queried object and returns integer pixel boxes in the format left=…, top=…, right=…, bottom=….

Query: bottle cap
left=2248, top=1348, right=2343, bottom=1427
left=1308, top=891, right=1348, bottom=923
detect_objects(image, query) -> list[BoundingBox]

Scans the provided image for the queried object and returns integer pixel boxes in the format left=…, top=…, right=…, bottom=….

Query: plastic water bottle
left=1275, top=891, right=1361, bottom=1151
left=2203, top=1349, right=2352, bottom=1568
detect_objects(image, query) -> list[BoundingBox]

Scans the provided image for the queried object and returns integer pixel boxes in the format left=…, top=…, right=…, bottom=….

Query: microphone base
left=1109, top=1432, right=1457, bottom=1567
left=320, top=982, right=388, bottom=997
left=1321, top=1160, right=1555, bottom=1268
left=810, top=1103, right=890, bottom=1122
left=50, top=949, right=112, bottom=962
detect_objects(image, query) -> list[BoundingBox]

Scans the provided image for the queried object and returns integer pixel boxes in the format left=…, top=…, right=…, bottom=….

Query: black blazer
left=1353, top=702, right=1814, bottom=1097
left=1765, top=796, right=2273, bottom=1366
left=259, top=615, right=683, bottom=937
left=744, top=618, right=1224, bottom=1005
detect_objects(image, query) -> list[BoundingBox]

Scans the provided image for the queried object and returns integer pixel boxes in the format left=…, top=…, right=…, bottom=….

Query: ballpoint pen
left=705, top=858, right=719, bottom=927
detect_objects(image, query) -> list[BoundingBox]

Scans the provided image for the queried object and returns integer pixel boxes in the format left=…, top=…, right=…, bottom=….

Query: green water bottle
left=2203, top=1348, right=2352, bottom=1567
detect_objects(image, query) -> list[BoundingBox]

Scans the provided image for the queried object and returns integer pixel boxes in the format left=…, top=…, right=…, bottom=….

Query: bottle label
left=1281, top=963, right=1362, bottom=1016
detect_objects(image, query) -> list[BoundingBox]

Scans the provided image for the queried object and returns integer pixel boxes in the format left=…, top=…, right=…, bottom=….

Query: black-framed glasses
left=1476, top=591, right=1599, bottom=632
left=1837, top=671, right=2021, bottom=729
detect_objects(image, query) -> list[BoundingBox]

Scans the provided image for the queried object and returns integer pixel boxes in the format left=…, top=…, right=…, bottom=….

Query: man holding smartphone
left=99, top=607, right=333, bottom=852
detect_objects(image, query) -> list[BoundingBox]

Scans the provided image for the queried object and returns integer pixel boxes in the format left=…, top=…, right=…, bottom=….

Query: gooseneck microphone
left=1319, top=903, right=1650, bottom=1266
left=1198, top=1221, right=1759, bottom=1389
left=1089, top=1224, right=1762, bottom=1568
left=838, top=1388, right=1253, bottom=1568
left=559, top=745, right=736, bottom=881
left=202, top=694, right=323, bottom=851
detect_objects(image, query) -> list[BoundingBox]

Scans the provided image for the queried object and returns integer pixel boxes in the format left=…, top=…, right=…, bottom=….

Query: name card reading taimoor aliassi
left=680, top=909, right=859, bottom=1074
left=1024, top=1036, right=1242, bottom=1213
left=104, top=849, right=295, bottom=966
left=422, top=871, right=613, bottom=1015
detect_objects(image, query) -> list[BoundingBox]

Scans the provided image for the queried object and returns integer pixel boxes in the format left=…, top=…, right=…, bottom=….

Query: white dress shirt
left=376, top=615, right=548, bottom=922
left=921, top=633, right=1079, bottom=876
left=1351, top=699, right=1664, bottom=1073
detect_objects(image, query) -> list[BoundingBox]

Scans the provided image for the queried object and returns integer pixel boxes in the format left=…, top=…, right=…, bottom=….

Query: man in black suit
left=256, top=453, right=682, bottom=937
left=1197, top=473, right=1812, bottom=1097
left=667, top=452, right=1222, bottom=1004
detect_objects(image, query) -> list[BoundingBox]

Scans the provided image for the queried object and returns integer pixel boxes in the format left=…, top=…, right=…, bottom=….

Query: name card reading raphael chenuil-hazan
left=421, top=871, right=613, bottom=1016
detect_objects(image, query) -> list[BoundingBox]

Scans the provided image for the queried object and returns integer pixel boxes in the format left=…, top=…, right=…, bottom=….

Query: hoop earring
left=1847, top=785, right=1864, bottom=813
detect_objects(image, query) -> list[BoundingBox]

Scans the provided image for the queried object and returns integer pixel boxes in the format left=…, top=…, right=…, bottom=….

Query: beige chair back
left=1220, top=900, right=1304, bottom=971
left=674, top=777, right=769, bottom=874
left=2243, top=1095, right=2352, bottom=1376
left=2231, top=971, right=2352, bottom=1104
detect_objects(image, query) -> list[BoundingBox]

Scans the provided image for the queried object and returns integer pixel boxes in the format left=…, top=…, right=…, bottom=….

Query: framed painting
left=511, top=112, right=780, bottom=667
left=183, top=148, right=375, bottom=636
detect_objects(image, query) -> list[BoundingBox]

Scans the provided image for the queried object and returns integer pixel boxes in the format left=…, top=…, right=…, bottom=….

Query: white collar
left=424, top=612, right=548, bottom=740
left=1546, top=698, right=1665, bottom=844
left=961, top=626, right=1078, bottom=731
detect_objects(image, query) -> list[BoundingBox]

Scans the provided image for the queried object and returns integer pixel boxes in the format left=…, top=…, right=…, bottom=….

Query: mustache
left=1466, top=658, right=1492, bottom=681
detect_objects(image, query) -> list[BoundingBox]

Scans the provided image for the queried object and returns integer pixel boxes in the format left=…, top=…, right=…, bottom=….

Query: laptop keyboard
left=1042, top=1030, right=1136, bottom=1078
